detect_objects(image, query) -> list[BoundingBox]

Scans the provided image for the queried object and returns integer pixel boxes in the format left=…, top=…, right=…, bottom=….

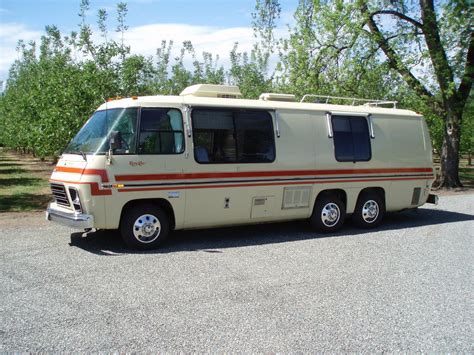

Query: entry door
left=183, top=107, right=277, bottom=229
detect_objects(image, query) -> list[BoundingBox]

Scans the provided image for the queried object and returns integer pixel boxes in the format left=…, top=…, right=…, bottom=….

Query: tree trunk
left=438, top=111, right=463, bottom=189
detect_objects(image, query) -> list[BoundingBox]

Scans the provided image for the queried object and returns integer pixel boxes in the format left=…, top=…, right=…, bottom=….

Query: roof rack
left=300, top=94, right=397, bottom=108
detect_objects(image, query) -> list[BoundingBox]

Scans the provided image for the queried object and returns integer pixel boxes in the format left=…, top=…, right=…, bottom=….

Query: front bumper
left=45, top=203, right=94, bottom=229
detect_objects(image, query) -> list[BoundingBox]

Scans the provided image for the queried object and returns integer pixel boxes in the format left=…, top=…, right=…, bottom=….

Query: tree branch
left=420, top=0, right=454, bottom=104
left=456, top=29, right=474, bottom=110
left=360, top=3, right=433, bottom=100
left=371, top=10, right=423, bottom=30
left=360, top=33, right=399, bottom=61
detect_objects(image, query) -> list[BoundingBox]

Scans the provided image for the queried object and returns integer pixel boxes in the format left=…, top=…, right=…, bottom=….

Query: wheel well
left=358, top=187, right=386, bottom=205
left=120, top=199, right=176, bottom=230
left=315, top=189, right=347, bottom=211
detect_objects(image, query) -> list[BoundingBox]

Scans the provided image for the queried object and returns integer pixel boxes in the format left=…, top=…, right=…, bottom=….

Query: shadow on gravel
left=69, top=207, right=474, bottom=256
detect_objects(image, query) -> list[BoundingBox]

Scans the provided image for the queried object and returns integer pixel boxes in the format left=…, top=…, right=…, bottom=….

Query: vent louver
left=282, top=187, right=311, bottom=209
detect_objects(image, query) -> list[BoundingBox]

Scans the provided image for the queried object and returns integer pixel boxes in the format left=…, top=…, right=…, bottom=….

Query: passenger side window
left=138, top=108, right=184, bottom=154
left=331, top=115, right=371, bottom=162
left=192, top=109, right=275, bottom=164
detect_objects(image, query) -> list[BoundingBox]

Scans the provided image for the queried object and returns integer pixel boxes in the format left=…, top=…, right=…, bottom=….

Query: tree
left=228, top=43, right=274, bottom=98
left=0, top=0, right=230, bottom=158
left=255, top=0, right=473, bottom=188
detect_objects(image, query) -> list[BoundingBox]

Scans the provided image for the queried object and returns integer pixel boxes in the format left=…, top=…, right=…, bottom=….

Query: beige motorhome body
left=46, top=84, right=437, bottom=249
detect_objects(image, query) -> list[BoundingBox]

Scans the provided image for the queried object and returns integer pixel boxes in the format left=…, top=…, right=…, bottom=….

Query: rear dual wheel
left=352, top=192, right=385, bottom=228
left=310, top=195, right=346, bottom=232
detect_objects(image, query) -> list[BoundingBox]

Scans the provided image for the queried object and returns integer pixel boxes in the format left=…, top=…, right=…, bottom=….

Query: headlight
left=68, top=187, right=82, bottom=212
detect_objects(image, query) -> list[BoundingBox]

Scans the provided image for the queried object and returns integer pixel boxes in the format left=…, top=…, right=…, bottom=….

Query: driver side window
left=109, top=108, right=138, bottom=154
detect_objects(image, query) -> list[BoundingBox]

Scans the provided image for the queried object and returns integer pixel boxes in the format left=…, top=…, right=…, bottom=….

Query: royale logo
left=129, top=161, right=145, bottom=167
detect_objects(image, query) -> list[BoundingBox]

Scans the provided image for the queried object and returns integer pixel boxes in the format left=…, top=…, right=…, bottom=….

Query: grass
left=0, top=149, right=54, bottom=212
left=433, top=155, right=474, bottom=189
left=459, top=166, right=474, bottom=187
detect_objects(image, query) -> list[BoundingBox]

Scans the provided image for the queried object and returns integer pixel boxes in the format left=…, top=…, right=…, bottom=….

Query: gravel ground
left=0, top=194, right=473, bottom=352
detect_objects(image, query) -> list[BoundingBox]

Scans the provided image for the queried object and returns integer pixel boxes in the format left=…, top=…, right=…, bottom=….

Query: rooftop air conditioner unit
left=179, top=84, right=242, bottom=99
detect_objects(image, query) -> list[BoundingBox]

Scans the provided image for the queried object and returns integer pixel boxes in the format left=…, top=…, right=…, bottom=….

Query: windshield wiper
left=79, top=150, right=88, bottom=162
left=68, top=149, right=88, bottom=162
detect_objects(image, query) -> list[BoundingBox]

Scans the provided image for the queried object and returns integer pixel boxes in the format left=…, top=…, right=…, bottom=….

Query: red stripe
left=54, top=166, right=109, bottom=183
left=117, top=175, right=434, bottom=193
left=89, top=182, right=112, bottom=195
left=115, top=167, right=433, bottom=182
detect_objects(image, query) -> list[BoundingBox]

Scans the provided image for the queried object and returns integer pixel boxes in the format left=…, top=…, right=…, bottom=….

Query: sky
left=0, top=0, right=296, bottom=81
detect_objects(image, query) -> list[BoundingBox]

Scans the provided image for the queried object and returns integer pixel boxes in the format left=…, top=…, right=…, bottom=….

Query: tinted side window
left=235, top=111, right=275, bottom=163
left=351, top=117, right=371, bottom=160
left=332, top=115, right=371, bottom=162
left=138, top=108, right=184, bottom=154
left=332, top=117, right=354, bottom=162
left=192, top=109, right=275, bottom=164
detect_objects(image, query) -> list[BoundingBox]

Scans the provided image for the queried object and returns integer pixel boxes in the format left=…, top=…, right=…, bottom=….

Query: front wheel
left=352, top=192, right=385, bottom=228
left=310, top=195, right=346, bottom=232
left=120, top=203, right=170, bottom=250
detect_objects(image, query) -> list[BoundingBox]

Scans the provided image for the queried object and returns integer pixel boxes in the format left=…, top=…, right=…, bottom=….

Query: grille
left=51, top=183, right=70, bottom=208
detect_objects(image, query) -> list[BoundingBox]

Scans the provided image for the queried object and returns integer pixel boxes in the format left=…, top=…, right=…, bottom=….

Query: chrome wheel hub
left=321, top=202, right=340, bottom=227
left=362, top=200, right=379, bottom=223
left=133, top=214, right=161, bottom=243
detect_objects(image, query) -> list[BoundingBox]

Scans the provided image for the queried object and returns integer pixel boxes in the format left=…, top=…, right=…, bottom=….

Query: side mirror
left=109, top=130, right=122, bottom=151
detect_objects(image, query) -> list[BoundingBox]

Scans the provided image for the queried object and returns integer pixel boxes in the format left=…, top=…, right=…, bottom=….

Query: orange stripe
left=117, top=176, right=434, bottom=193
left=54, top=166, right=109, bottom=183
left=115, top=167, right=433, bottom=182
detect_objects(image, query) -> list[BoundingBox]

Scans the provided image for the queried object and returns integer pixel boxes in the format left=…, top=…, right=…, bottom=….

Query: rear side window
left=331, top=115, right=371, bottom=162
left=138, top=108, right=184, bottom=154
left=192, top=109, right=275, bottom=164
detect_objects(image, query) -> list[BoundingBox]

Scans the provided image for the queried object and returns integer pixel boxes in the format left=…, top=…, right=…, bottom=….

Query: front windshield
left=65, top=108, right=138, bottom=155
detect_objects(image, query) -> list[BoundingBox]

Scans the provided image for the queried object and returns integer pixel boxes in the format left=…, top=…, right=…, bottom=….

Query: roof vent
left=259, top=93, right=296, bottom=102
left=180, top=84, right=242, bottom=99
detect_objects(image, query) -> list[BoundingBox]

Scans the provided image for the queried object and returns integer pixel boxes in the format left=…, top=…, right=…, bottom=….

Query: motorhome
left=46, top=84, right=438, bottom=249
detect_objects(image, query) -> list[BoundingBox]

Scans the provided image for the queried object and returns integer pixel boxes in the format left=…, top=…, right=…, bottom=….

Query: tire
left=310, top=195, right=346, bottom=232
left=120, top=203, right=170, bottom=250
left=352, top=191, right=385, bottom=229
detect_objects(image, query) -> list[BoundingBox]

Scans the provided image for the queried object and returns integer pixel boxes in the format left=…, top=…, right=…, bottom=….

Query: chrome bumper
left=45, top=204, right=94, bottom=229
